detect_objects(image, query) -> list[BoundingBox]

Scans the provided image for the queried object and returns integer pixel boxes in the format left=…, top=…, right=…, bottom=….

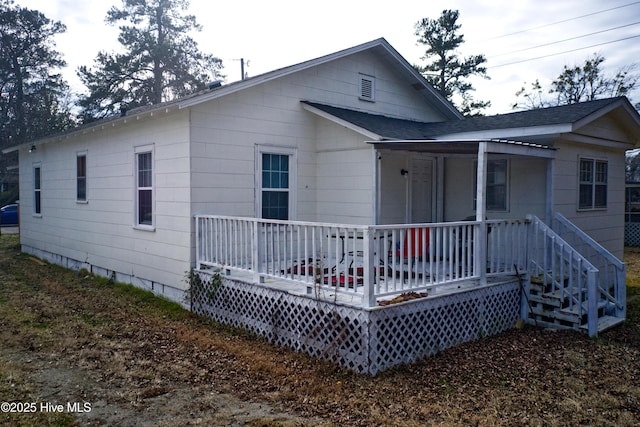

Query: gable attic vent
left=359, top=74, right=375, bottom=102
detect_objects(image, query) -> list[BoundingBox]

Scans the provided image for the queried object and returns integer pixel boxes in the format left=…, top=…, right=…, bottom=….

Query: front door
left=409, top=157, right=434, bottom=223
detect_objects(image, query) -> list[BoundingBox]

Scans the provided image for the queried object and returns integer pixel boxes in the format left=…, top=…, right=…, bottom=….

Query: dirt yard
left=1, top=233, right=640, bottom=426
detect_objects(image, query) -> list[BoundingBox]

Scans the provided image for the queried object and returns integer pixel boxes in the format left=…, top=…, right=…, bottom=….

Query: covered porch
left=191, top=139, right=625, bottom=374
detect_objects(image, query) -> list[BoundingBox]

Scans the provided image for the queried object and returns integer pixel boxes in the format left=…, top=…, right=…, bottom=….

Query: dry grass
left=1, top=233, right=640, bottom=426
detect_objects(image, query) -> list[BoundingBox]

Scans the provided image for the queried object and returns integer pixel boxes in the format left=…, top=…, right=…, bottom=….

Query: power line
left=490, top=34, right=640, bottom=68
left=485, top=1, right=640, bottom=41
left=491, top=21, right=640, bottom=58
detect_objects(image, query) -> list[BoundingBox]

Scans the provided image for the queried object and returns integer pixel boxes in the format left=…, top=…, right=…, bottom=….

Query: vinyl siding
left=553, top=139, right=626, bottom=258
left=443, top=156, right=547, bottom=222
left=18, top=110, right=193, bottom=292
left=189, top=50, right=447, bottom=223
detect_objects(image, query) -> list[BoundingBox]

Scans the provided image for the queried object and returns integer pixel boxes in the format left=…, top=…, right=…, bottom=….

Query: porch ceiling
left=369, top=138, right=556, bottom=158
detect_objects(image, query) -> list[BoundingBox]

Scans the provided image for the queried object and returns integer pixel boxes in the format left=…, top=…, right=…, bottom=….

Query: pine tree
left=77, top=0, right=223, bottom=122
left=414, top=9, right=490, bottom=116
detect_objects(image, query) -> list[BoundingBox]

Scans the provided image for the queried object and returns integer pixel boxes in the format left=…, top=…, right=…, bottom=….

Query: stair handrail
left=552, top=212, right=626, bottom=320
left=527, top=215, right=600, bottom=336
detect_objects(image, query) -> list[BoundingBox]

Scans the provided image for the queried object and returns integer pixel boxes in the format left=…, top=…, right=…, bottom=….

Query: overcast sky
left=16, top=0, right=640, bottom=115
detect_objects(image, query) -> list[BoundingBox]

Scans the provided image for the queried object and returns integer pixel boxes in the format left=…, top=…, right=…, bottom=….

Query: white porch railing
left=552, top=212, right=626, bottom=321
left=527, top=215, right=600, bottom=336
left=195, top=215, right=529, bottom=308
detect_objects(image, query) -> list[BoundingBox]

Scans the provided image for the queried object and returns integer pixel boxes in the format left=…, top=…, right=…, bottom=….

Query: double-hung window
left=135, top=146, right=154, bottom=227
left=257, top=146, right=296, bottom=220
left=579, top=158, right=607, bottom=210
left=77, top=152, right=87, bottom=202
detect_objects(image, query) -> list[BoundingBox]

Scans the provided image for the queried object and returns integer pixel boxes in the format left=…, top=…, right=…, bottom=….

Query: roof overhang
left=428, top=124, right=573, bottom=142
left=301, top=102, right=383, bottom=140
left=179, top=38, right=463, bottom=120
left=574, top=97, right=640, bottom=133
left=1, top=104, right=181, bottom=154
left=369, top=138, right=556, bottom=159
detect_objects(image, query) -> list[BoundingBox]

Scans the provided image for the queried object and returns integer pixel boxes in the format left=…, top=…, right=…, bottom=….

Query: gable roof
left=177, top=37, right=462, bottom=119
left=2, top=38, right=462, bottom=154
left=302, top=97, right=640, bottom=145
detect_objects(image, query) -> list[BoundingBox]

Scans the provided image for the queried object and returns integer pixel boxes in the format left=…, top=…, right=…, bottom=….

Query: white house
left=4, top=38, right=640, bottom=373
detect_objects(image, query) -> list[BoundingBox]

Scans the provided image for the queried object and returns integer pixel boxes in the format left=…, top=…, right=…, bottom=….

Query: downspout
left=476, top=141, right=488, bottom=285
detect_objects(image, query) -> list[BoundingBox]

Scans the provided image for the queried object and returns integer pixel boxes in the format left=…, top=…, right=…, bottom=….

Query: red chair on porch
left=385, top=227, right=430, bottom=278
left=396, top=227, right=430, bottom=261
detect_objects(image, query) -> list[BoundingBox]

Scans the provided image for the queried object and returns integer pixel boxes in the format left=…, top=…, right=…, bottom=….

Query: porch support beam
left=476, top=141, right=488, bottom=285
left=483, top=140, right=555, bottom=158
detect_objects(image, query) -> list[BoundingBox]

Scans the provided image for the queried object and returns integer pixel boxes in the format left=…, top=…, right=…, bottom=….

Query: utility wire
left=491, top=21, right=640, bottom=58
left=490, top=34, right=640, bottom=68
left=485, top=1, right=640, bottom=40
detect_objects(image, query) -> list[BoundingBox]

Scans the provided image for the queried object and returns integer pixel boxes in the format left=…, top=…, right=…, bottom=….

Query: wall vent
left=359, top=74, right=375, bottom=102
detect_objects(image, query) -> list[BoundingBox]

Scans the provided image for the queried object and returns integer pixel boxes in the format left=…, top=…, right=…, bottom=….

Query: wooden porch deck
left=192, top=214, right=626, bottom=374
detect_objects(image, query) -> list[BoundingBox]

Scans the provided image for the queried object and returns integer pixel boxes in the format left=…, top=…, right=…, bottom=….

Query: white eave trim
left=2, top=104, right=180, bottom=154
left=432, top=123, right=573, bottom=141
left=573, top=97, right=640, bottom=131
left=301, top=102, right=383, bottom=140
left=179, top=38, right=393, bottom=110
left=367, top=138, right=556, bottom=159
left=562, top=132, right=635, bottom=150
left=178, top=38, right=463, bottom=120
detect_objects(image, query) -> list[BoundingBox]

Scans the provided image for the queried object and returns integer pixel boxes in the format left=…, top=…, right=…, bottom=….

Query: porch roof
left=301, top=97, right=637, bottom=145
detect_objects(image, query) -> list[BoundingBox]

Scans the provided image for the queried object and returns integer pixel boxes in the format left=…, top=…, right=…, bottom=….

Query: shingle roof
left=302, top=97, right=627, bottom=140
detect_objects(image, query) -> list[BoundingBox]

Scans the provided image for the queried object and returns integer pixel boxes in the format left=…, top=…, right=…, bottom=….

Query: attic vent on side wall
left=359, top=74, right=375, bottom=102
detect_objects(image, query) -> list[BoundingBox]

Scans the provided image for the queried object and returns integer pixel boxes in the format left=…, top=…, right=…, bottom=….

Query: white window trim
left=255, top=145, right=297, bottom=220
left=134, top=144, right=155, bottom=231
left=76, top=150, right=88, bottom=203
left=358, top=73, right=376, bottom=102
left=577, top=156, right=608, bottom=211
left=33, top=162, right=42, bottom=217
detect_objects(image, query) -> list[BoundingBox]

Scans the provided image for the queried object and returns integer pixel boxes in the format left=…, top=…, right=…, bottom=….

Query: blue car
left=0, top=204, right=18, bottom=225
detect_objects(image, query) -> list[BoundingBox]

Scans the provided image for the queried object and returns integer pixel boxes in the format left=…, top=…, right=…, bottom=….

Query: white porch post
left=436, top=156, right=445, bottom=222
left=252, top=219, right=263, bottom=283
left=373, top=149, right=381, bottom=225
left=545, top=157, right=554, bottom=224
left=362, top=227, right=376, bottom=308
left=476, top=141, right=488, bottom=284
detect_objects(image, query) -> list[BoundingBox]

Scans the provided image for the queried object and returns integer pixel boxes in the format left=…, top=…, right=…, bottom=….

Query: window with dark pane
left=474, top=159, right=508, bottom=211
left=579, top=158, right=607, bottom=210
left=594, top=160, right=607, bottom=208
left=77, top=154, right=87, bottom=201
left=486, top=160, right=507, bottom=211
left=136, top=152, right=153, bottom=225
left=34, top=166, right=41, bottom=215
left=261, top=153, right=289, bottom=220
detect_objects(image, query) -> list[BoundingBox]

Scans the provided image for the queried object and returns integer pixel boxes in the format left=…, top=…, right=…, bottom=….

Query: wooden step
left=530, top=306, right=582, bottom=324
left=528, top=287, right=582, bottom=308
left=578, top=315, right=624, bottom=333
left=530, top=273, right=569, bottom=286
left=559, top=299, right=609, bottom=317
left=528, top=294, right=563, bottom=308
left=525, top=317, right=576, bottom=331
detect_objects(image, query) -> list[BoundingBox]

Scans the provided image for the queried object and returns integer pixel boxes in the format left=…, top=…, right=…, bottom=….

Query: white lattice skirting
left=192, top=272, right=520, bottom=375
left=626, top=222, right=640, bottom=247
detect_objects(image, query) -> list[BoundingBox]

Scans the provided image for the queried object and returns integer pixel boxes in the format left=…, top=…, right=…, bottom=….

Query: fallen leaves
left=378, top=291, right=428, bottom=306
left=2, top=234, right=640, bottom=426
